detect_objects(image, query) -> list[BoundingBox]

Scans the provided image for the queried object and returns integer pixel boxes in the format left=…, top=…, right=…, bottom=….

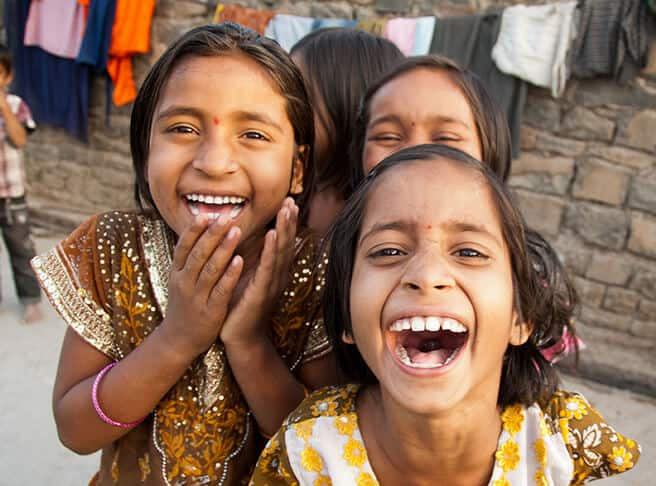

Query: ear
left=342, top=330, right=355, bottom=344
left=509, top=310, right=533, bottom=346
left=289, top=145, right=307, bottom=195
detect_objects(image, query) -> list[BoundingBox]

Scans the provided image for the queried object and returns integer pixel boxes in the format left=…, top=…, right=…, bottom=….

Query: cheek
left=362, top=143, right=384, bottom=176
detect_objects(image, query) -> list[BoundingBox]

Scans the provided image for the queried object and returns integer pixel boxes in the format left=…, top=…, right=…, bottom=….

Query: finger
left=197, top=225, right=242, bottom=295
left=181, top=214, right=233, bottom=282
left=251, top=229, right=277, bottom=297
left=208, top=255, right=243, bottom=314
left=172, top=215, right=209, bottom=271
left=272, top=199, right=298, bottom=284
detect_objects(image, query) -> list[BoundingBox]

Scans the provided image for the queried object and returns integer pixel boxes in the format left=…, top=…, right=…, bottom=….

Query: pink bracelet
left=92, top=362, right=146, bottom=428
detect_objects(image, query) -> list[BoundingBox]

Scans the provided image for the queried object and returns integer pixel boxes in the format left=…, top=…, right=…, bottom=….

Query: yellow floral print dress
left=32, top=211, right=331, bottom=486
left=250, top=385, right=640, bottom=486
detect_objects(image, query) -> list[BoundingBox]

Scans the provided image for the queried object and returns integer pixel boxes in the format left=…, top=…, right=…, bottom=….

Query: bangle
left=92, top=362, right=146, bottom=428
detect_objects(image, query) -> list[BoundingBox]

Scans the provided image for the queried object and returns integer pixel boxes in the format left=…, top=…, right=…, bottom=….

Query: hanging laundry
left=430, top=14, right=527, bottom=159
left=77, top=0, right=117, bottom=72
left=5, top=0, right=90, bottom=141
left=106, top=0, right=155, bottom=106
left=571, top=0, right=653, bottom=80
left=411, top=16, right=436, bottom=56
left=385, top=17, right=417, bottom=56
left=264, top=14, right=315, bottom=52
left=356, top=18, right=388, bottom=37
left=311, top=18, right=357, bottom=30
left=214, top=4, right=276, bottom=35
left=491, top=2, right=578, bottom=98
left=23, top=0, right=87, bottom=59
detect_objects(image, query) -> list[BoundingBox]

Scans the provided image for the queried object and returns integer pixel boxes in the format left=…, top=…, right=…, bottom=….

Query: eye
left=169, top=124, right=198, bottom=135
left=454, top=248, right=488, bottom=259
left=368, top=247, right=406, bottom=258
left=242, top=131, right=269, bottom=141
left=432, top=133, right=461, bottom=143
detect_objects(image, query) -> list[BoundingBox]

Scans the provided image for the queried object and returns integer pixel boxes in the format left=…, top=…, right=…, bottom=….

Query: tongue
left=407, top=346, right=452, bottom=365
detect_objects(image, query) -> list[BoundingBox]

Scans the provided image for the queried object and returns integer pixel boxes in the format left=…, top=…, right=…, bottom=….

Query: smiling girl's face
left=361, top=68, right=483, bottom=176
left=349, top=159, right=530, bottom=415
left=147, top=53, right=304, bottom=247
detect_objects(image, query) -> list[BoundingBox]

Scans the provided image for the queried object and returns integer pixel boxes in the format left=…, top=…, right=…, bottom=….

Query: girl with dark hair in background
left=32, top=23, right=338, bottom=485
left=290, top=28, right=403, bottom=235
left=251, top=144, right=639, bottom=485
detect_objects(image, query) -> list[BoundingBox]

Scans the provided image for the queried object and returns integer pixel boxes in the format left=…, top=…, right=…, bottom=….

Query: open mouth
left=184, top=193, right=246, bottom=219
left=388, top=316, right=468, bottom=369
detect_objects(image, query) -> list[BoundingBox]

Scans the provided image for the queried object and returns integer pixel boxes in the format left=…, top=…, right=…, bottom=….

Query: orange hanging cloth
left=107, top=0, right=156, bottom=106
left=215, top=4, right=275, bottom=35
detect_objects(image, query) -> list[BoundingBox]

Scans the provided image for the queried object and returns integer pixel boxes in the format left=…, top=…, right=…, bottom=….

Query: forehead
left=158, top=53, right=287, bottom=113
left=369, top=68, right=474, bottom=121
left=362, top=159, right=500, bottom=231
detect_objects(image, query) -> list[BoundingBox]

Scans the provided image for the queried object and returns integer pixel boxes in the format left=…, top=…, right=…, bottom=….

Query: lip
left=386, top=335, right=468, bottom=377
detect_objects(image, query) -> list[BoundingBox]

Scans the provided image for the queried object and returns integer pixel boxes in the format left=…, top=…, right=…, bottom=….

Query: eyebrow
left=368, top=113, right=472, bottom=130
left=358, top=218, right=503, bottom=248
left=232, top=110, right=285, bottom=134
left=367, top=114, right=402, bottom=129
left=155, top=105, right=204, bottom=122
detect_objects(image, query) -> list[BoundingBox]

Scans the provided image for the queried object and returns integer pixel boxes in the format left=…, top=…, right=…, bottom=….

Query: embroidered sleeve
left=249, top=431, right=299, bottom=486
left=31, top=214, right=120, bottom=359
left=301, top=317, right=331, bottom=364
left=544, top=390, right=641, bottom=485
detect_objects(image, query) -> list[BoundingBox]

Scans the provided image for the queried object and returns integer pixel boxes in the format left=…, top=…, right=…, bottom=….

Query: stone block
left=628, top=170, right=656, bottom=215
left=375, top=0, right=409, bottom=13
left=155, top=0, right=209, bottom=17
left=579, top=305, right=632, bottom=332
left=617, top=110, right=656, bottom=152
left=587, top=144, right=653, bottom=171
left=572, top=276, right=606, bottom=307
left=520, top=126, right=538, bottom=151
left=573, top=79, right=656, bottom=108
left=643, top=38, right=656, bottom=76
left=554, top=233, right=592, bottom=275
left=603, top=287, right=640, bottom=314
left=524, top=93, right=561, bottom=131
left=586, top=251, right=634, bottom=286
left=534, top=132, right=586, bottom=157
left=310, top=2, right=354, bottom=18
left=564, top=203, right=629, bottom=250
left=572, top=158, right=632, bottom=206
left=628, top=211, right=656, bottom=258
left=509, top=153, right=574, bottom=195
left=630, top=319, right=656, bottom=339
left=630, top=267, right=656, bottom=300
left=638, top=299, right=656, bottom=321
left=560, top=107, right=615, bottom=142
left=513, top=190, right=566, bottom=238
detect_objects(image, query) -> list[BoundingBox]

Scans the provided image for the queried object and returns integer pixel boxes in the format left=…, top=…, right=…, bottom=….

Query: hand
left=220, top=198, right=299, bottom=347
left=160, top=214, right=244, bottom=358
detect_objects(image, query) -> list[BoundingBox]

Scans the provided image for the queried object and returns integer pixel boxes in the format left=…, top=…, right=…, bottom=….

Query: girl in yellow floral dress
left=251, top=144, right=640, bottom=486
left=32, top=23, right=339, bottom=486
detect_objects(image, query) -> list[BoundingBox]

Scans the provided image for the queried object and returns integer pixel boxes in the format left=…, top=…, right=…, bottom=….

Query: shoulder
left=541, top=390, right=641, bottom=483
left=285, top=384, right=359, bottom=426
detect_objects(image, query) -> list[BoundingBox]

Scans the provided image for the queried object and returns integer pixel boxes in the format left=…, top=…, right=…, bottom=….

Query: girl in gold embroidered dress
left=32, top=23, right=338, bottom=486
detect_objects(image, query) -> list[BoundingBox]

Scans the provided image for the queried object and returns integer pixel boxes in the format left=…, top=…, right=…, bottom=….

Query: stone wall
left=15, top=0, right=656, bottom=390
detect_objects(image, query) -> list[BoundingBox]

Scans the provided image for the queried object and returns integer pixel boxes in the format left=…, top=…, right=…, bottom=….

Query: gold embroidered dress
left=32, top=211, right=331, bottom=486
left=251, top=385, right=641, bottom=486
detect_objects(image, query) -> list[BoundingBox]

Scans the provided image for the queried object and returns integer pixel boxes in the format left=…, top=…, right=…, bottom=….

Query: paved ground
left=0, top=236, right=654, bottom=485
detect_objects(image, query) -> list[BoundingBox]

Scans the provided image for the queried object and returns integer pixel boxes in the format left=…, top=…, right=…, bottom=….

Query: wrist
left=222, top=332, right=269, bottom=354
left=156, top=319, right=204, bottom=363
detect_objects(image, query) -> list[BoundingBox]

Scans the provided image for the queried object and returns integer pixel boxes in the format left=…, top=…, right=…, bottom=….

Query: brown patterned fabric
left=32, top=211, right=331, bottom=486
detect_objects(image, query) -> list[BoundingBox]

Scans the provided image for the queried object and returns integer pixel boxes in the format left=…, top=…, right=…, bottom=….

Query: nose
left=401, top=249, right=456, bottom=293
left=192, top=132, right=239, bottom=177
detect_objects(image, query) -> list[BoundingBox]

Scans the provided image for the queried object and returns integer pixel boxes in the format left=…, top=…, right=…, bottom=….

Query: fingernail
left=217, top=214, right=229, bottom=226
left=227, top=226, right=239, bottom=239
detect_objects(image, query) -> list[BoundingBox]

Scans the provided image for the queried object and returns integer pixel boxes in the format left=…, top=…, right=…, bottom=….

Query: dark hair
left=350, top=55, right=512, bottom=187
left=324, top=144, right=578, bottom=407
left=130, top=22, right=315, bottom=224
left=0, top=44, right=12, bottom=73
left=291, top=28, right=403, bottom=199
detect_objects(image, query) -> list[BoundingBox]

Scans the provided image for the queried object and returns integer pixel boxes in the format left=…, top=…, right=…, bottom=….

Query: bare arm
left=53, top=216, right=243, bottom=453
left=0, top=95, right=27, bottom=147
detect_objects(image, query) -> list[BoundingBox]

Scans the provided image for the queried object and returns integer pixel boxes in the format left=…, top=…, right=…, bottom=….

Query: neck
left=359, top=385, right=502, bottom=486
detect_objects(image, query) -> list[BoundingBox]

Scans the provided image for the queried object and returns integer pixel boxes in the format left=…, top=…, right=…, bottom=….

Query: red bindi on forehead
left=213, top=116, right=220, bottom=126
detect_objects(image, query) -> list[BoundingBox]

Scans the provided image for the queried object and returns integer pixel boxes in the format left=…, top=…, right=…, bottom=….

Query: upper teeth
left=185, top=194, right=245, bottom=205
left=389, top=316, right=467, bottom=333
